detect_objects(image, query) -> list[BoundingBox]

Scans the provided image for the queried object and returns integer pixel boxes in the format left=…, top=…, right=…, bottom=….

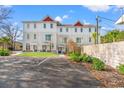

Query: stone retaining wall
left=81, top=41, right=124, bottom=68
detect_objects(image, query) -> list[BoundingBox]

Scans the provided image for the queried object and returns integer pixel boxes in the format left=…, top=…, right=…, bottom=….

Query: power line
left=98, top=16, right=116, bottom=22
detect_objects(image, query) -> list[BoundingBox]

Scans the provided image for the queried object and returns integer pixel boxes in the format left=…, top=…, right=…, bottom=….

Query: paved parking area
left=0, top=56, right=101, bottom=88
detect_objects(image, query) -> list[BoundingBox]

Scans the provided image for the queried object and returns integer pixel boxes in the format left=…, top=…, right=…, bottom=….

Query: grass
left=18, top=52, right=59, bottom=57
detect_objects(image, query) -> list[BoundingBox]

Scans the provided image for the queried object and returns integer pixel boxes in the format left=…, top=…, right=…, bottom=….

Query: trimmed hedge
left=0, top=49, right=10, bottom=56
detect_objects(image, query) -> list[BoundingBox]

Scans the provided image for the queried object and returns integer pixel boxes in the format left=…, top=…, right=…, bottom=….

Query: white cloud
left=55, top=16, right=63, bottom=22
left=63, top=15, right=69, bottom=19
left=101, top=27, right=106, bottom=30
left=3, top=5, right=12, bottom=8
left=55, top=15, right=69, bottom=22
left=83, top=20, right=90, bottom=24
left=84, top=5, right=110, bottom=12
left=116, top=5, right=124, bottom=8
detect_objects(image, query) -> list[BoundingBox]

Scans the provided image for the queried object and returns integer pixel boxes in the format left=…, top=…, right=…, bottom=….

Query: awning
left=115, top=14, right=124, bottom=25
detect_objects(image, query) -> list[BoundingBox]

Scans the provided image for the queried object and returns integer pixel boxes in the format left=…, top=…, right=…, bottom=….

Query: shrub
left=69, top=53, right=82, bottom=62
left=92, top=57, right=105, bottom=70
left=81, top=54, right=93, bottom=63
left=117, top=64, right=124, bottom=75
left=0, top=49, right=10, bottom=56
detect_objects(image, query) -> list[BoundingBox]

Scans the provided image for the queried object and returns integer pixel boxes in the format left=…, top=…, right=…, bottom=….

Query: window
left=76, top=37, right=81, bottom=43
left=50, top=24, right=53, bottom=28
left=43, top=24, right=46, bottom=28
left=66, top=28, right=68, bottom=32
left=34, top=34, right=36, bottom=39
left=27, top=24, right=30, bottom=28
left=60, top=28, right=62, bottom=32
left=63, top=37, right=67, bottom=43
left=89, top=28, right=91, bottom=32
left=27, top=34, right=29, bottom=39
left=34, top=24, right=36, bottom=29
left=33, top=45, right=37, bottom=51
left=89, top=37, right=91, bottom=42
left=26, top=43, right=30, bottom=51
left=81, top=28, right=83, bottom=32
left=75, top=28, right=77, bottom=32
left=45, top=34, right=51, bottom=41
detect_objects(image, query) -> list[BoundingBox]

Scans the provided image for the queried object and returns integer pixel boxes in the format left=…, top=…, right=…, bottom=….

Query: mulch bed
left=80, top=62, right=124, bottom=87
left=67, top=56, right=124, bottom=87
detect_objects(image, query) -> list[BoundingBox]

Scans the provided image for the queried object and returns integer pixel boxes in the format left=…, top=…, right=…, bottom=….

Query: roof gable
left=74, top=21, right=83, bottom=26
left=43, top=16, right=54, bottom=21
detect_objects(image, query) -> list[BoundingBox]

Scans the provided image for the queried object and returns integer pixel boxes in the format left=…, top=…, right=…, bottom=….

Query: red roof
left=74, top=21, right=83, bottom=26
left=63, top=24, right=72, bottom=26
left=43, top=16, right=54, bottom=21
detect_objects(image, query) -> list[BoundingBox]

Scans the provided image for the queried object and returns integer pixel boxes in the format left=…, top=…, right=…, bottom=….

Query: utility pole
left=120, top=7, right=124, bottom=24
left=96, top=16, right=99, bottom=44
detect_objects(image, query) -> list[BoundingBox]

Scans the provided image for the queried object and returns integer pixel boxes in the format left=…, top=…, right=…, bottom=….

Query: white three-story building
left=23, top=16, right=99, bottom=53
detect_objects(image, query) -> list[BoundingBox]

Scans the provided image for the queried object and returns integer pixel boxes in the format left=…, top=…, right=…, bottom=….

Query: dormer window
left=50, top=24, right=53, bottom=28
left=75, top=28, right=77, bottom=32
left=44, top=24, right=46, bottom=28
left=81, top=28, right=83, bottom=32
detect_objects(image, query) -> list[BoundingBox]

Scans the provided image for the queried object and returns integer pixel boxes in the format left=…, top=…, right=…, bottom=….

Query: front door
left=58, top=47, right=63, bottom=54
left=42, top=45, right=47, bottom=52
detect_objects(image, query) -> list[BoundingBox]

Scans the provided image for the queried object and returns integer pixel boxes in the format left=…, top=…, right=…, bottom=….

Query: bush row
left=69, top=52, right=105, bottom=71
left=0, top=48, right=10, bottom=56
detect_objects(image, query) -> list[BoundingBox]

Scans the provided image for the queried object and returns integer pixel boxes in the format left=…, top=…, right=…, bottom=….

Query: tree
left=67, top=39, right=81, bottom=54
left=0, top=37, right=11, bottom=49
left=92, top=32, right=97, bottom=44
left=101, top=30, right=120, bottom=43
left=0, top=6, right=12, bottom=27
left=100, top=30, right=121, bottom=43
left=109, top=30, right=119, bottom=42
left=1, top=23, right=22, bottom=50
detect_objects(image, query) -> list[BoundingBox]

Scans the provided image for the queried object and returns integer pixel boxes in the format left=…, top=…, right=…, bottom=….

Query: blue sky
left=9, top=5, right=124, bottom=34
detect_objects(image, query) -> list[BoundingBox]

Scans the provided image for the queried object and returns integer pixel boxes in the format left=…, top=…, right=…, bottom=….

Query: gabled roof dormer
left=74, top=21, right=83, bottom=26
left=42, top=16, right=54, bottom=22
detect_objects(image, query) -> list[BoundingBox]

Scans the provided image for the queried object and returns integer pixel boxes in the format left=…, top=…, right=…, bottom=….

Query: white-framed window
left=76, top=37, right=81, bottom=43
left=62, top=37, right=67, bottom=43
left=34, top=24, right=36, bottom=29
left=27, top=24, right=30, bottom=28
left=60, top=28, right=62, bottom=32
left=89, top=28, right=91, bottom=32
left=34, top=34, right=36, bottom=39
left=26, top=43, right=30, bottom=51
left=45, top=34, right=51, bottom=41
left=66, top=28, right=68, bottom=32
left=75, top=28, right=77, bottom=32
left=50, top=24, right=53, bottom=28
left=43, top=24, right=46, bottom=28
left=27, top=34, right=29, bottom=39
left=81, top=28, right=83, bottom=32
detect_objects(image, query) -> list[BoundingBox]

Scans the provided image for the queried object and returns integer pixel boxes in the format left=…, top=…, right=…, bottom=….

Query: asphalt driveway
left=0, top=56, right=101, bottom=88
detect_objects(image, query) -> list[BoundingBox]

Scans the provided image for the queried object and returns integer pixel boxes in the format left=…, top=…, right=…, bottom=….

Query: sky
left=7, top=5, right=124, bottom=35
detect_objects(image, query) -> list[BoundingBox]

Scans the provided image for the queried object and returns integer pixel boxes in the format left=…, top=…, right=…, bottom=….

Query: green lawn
left=18, top=52, right=59, bottom=57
